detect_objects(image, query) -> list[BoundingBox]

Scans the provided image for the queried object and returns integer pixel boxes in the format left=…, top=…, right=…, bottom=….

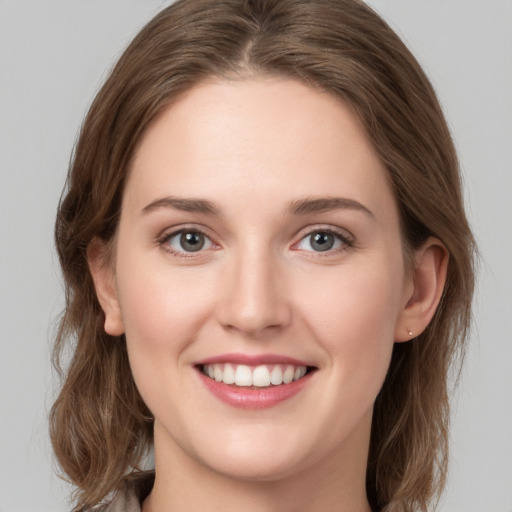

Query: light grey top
left=95, top=473, right=154, bottom=512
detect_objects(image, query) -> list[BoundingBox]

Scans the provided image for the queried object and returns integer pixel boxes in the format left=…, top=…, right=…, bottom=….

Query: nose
left=215, top=248, right=291, bottom=337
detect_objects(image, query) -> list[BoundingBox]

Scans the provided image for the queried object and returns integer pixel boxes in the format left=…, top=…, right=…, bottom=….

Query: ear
left=87, top=238, right=125, bottom=336
left=395, top=237, right=449, bottom=342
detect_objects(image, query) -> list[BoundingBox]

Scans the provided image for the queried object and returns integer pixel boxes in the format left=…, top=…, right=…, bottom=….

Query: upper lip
left=195, top=353, right=313, bottom=367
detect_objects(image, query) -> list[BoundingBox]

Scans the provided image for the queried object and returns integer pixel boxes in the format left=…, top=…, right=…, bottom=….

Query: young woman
left=50, top=1, right=476, bottom=511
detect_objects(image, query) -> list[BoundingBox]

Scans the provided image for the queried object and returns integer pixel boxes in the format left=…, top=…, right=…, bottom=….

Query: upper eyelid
left=158, top=228, right=218, bottom=258
left=293, top=224, right=354, bottom=242
left=158, top=224, right=216, bottom=241
left=157, top=226, right=219, bottom=256
left=156, top=223, right=354, bottom=248
left=290, top=226, right=355, bottom=255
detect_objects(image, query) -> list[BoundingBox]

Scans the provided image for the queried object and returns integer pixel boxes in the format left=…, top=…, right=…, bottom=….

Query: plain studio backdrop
left=0, top=1, right=510, bottom=511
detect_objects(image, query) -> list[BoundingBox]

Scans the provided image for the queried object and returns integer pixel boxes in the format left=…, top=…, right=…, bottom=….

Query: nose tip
left=215, top=256, right=291, bottom=337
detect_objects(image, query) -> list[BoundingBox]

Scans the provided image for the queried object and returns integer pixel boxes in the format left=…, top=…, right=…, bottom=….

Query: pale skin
left=89, top=77, right=448, bottom=512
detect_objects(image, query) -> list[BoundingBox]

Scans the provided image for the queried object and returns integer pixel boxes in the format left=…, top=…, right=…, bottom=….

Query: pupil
left=180, top=232, right=204, bottom=252
left=311, top=232, right=334, bottom=251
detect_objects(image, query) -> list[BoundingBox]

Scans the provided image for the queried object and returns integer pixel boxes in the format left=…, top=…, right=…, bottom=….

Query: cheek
left=114, top=258, right=212, bottom=413
left=296, top=260, right=403, bottom=390
left=116, top=253, right=213, bottom=350
left=113, top=247, right=219, bottom=409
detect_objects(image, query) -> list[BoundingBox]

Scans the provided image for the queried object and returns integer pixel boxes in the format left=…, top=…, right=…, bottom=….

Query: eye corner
left=158, top=227, right=220, bottom=258
left=292, top=226, right=355, bottom=255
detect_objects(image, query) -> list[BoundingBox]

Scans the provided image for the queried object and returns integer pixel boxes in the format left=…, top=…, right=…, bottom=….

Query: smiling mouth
left=198, top=363, right=314, bottom=388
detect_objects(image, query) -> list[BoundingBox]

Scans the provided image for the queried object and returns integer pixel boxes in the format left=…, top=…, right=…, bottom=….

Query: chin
left=171, top=420, right=310, bottom=482
left=202, top=448, right=309, bottom=483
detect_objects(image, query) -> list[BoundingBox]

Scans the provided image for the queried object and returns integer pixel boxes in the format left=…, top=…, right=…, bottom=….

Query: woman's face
left=103, top=78, right=414, bottom=483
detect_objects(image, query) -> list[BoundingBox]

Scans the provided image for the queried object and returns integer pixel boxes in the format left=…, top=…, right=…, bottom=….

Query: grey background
left=0, top=1, right=510, bottom=511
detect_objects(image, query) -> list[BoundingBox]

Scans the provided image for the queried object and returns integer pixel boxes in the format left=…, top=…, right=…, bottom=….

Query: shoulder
left=86, top=472, right=155, bottom=512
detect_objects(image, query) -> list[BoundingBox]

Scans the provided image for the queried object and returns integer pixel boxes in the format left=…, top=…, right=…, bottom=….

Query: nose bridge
left=217, top=240, right=290, bottom=335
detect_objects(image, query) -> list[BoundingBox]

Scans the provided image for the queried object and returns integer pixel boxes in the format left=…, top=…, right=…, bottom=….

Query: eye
left=296, top=230, right=347, bottom=252
left=163, top=230, right=214, bottom=254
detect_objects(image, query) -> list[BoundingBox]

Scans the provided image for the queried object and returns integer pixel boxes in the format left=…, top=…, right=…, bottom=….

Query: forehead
left=126, top=77, right=396, bottom=220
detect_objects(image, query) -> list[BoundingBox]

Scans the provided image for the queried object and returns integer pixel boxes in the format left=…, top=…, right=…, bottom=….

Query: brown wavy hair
left=50, top=1, right=476, bottom=510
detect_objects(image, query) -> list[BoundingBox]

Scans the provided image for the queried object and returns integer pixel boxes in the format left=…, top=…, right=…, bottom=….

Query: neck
left=143, top=416, right=373, bottom=512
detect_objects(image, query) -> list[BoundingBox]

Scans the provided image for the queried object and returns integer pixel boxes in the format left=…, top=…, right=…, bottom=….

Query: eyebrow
left=287, top=197, right=375, bottom=218
left=140, top=195, right=374, bottom=219
left=141, top=196, right=222, bottom=216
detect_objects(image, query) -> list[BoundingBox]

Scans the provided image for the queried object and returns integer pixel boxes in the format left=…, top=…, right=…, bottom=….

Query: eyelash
left=292, top=226, right=354, bottom=255
left=157, top=226, right=218, bottom=259
left=157, top=225, right=354, bottom=258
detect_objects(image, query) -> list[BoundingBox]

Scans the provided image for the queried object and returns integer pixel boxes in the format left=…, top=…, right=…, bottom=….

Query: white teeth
left=202, top=363, right=309, bottom=388
left=283, top=365, right=294, bottom=384
left=234, top=365, right=253, bottom=386
left=252, top=365, right=271, bottom=387
left=270, top=365, right=283, bottom=385
left=222, top=363, right=235, bottom=384
left=293, top=366, right=307, bottom=381
left=214, top=364, right=223, bottom=382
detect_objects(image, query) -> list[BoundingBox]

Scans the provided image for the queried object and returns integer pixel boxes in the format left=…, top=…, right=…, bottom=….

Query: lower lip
left=197, top=370, right=313, bottom=409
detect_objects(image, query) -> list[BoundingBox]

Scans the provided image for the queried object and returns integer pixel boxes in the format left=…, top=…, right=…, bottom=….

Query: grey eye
left=297, top=231, right=343, bottom=252
left=167, top=231, right=212, bottom=253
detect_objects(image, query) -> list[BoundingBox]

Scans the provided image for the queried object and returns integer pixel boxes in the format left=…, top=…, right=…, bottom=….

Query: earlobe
left=87, top=238, right=125, bottom=336
left=395, top=237, right=449, bottom=342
